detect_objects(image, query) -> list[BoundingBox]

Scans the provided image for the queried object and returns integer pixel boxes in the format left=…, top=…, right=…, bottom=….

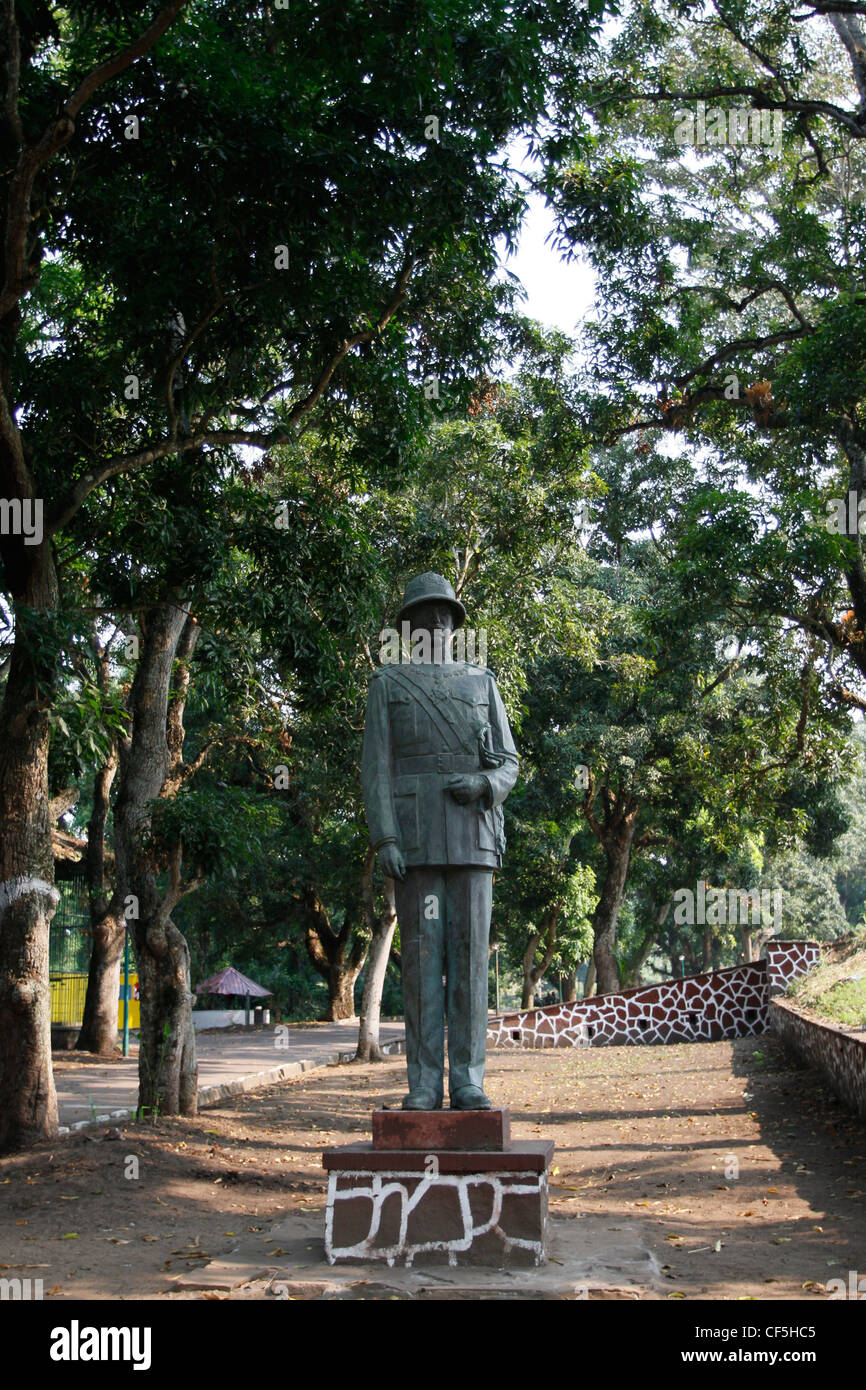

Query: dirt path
left=2, top=1034, right=863, bottom=1300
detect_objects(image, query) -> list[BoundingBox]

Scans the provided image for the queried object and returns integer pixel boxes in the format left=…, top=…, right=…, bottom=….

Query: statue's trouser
left=395, top=865, right=493, bottom=1105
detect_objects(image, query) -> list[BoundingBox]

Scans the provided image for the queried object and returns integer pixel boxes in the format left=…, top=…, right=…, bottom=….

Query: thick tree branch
left=709, top=0, right=792, bottom=95
left=165, top=612, right=199, bottom=780
left=828, top=12, right=866, bottom=106
left=830, top=684, right=866, bottom=711
left=671, top=327, right=808, bottom=389
left=282, top=251, right=415, bottom=426
left=794, top=3, right=866, bottom=14
left=591, top=82, right=866, bottom=138
left=49, top=786, right=79, bottom=822
left=64, top=3, right=187, bottom=121
left=46, top=252, right=416, bottom=536
left=165, top=292, right=225, bottom=439
left=2, top=0, right=24, bottom=146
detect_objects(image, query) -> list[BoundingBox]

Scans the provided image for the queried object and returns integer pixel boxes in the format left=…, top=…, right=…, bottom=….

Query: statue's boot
left=450, top=1085, right=492, bottom=1110
left=402, top=1090, right=443, bottom=1111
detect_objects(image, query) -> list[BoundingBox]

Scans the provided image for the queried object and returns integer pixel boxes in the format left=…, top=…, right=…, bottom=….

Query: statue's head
left=396, top=572, right=465, bottom=638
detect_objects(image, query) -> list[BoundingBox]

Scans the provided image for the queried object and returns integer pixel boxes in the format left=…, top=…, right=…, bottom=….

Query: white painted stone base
left=325, top=1165, right=549, bottom=1268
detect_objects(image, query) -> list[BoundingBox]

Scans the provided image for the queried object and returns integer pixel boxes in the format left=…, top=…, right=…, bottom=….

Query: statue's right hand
left=378, top=842, right=406, bottom=881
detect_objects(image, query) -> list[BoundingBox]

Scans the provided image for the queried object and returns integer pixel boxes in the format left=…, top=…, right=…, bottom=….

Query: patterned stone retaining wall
left=770, top=998, right=866, bottom=1120
left=487, top=940, right=820, bottom=1049
left=766, top=940, right=821, bottom=997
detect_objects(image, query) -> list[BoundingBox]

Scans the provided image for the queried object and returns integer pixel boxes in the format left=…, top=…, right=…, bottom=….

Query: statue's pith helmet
left=396, top=572, right=465, bottom=629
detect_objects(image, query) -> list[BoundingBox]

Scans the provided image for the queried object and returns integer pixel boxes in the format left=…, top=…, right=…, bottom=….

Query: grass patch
left=787, top=929, right=866, bottom=1027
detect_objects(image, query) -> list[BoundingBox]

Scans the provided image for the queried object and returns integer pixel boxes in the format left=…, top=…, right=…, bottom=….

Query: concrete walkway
left=53, top=1021, right=405, bottom=1133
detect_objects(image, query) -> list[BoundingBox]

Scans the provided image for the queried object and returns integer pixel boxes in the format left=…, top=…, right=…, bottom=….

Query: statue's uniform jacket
left=362, top=657, right=518, bottom=1103
left=361, top=661, right=519, bottom=869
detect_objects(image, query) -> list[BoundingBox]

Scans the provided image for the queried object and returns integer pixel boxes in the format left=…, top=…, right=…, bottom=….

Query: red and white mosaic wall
left=765, top=940, right=820, bottom=997
left=487, top=940, right=821, bottom=1049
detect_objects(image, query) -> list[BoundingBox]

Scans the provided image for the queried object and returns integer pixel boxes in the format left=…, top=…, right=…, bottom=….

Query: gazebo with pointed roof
left=196, top=966, right=272, bottom=1028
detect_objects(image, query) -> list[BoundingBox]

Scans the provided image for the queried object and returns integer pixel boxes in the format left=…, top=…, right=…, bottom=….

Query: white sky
left=502, top=192, right=596, bottom=337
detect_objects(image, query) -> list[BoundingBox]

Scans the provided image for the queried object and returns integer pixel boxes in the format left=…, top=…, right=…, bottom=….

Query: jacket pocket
left=477, top=804, right=498, bottom=852
left=394, top=776, right=421, bottom=852
left=388, top=687, right=419, bottom=744
left=452, top=690, right=489, bottom=736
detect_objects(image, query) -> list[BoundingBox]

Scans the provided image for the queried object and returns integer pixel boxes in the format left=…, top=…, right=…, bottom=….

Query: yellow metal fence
left=50, top=972, right=140, bottom=1029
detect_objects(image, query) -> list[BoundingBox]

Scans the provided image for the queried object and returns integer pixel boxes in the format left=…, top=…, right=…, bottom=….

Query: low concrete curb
left=770, top=997, right=866, bottom=1120
left=56, top=1037, right=405, bottom=1137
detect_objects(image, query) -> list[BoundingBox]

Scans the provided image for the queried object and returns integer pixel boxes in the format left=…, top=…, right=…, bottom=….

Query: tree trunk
left=583, top=957, right=597, bottom=998
left=354, top=920, right=395, bottom=1057
left=621, top=928, right=657, bottom=990
left=328, top=966, right=360, bottom=1021
left=112, top=601, right=199, bottom=1117
left=0, top=0, right=191, bottom=1151
left=355, top=849, right=397, bottom=1061
left=560, top=969, right=578, bottom=1003
left=76, top=906, right=125, bottom=1055
left=740, top=924, right=754, bottom=963
left=621, top=897, right=667, bottom=990
left=591, top=810, right=639, bottom=995
left=77, top=747, right=122, bottom=1054
left=0, top=545, right=61, bottom=1153
left=303, top=886, right=368, bottom=1022
left=521, top=932, right=540, bottom=1009
left=520, top=906, right=561, bottom=1008
left=135, top=918, right=197, bottom=1116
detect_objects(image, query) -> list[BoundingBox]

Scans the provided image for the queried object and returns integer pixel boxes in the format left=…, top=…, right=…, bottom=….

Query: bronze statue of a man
left=361, top=573, right=518, bottom=1111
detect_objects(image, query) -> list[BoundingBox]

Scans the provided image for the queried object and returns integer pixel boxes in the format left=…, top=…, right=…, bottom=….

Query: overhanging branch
left=46, top=252, right=417, bottom=537
left=1, top=1, right=188, bottom=321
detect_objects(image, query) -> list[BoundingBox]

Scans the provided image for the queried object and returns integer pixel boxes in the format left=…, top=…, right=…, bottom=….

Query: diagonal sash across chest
left=386, top=666, right=478, bottom=757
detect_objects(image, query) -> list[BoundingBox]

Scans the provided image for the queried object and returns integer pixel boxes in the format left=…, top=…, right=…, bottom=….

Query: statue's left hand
left=447, top=774, right=487, bottom=804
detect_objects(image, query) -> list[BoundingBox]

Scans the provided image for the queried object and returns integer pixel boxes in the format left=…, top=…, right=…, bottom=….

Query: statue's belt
left=394, top=752, right=479, bottom=775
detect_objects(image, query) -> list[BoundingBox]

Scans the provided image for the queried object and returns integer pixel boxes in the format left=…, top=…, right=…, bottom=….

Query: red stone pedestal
left=323, top=1109, right=552, bottom=1268
left=372, top=1106, right=511, bottom=1152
